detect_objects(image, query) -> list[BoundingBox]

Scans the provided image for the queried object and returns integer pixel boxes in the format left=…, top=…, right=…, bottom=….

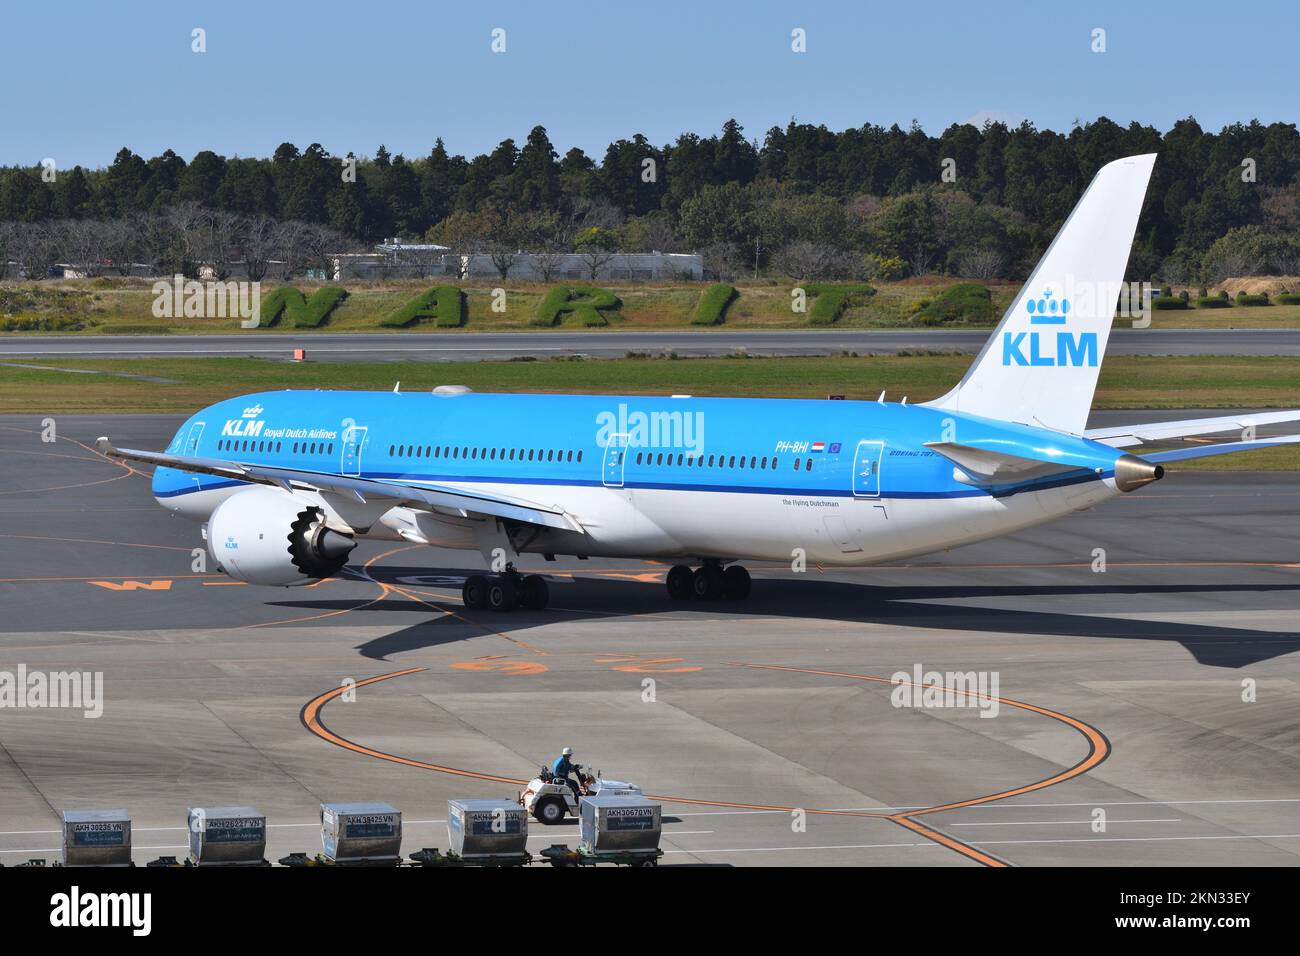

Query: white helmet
left=561, top=747, right=573, bottom=756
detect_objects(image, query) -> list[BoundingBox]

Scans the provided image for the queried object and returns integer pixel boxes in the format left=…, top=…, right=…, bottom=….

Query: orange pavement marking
left=450, top=659, right=549, bottom=675
left=300, top=661, right=1111, bottom=867
left=89, top=579, right=173, bottom=591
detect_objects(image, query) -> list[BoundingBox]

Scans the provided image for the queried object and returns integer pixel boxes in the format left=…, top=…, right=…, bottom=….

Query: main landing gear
left=462, top=566, right=550, bottom=612
left=666, top=559, right=751, bottom=602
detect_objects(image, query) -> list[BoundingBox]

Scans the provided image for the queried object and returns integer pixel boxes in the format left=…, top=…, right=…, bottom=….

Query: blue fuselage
left=154, top=390, right=1123, bottom=504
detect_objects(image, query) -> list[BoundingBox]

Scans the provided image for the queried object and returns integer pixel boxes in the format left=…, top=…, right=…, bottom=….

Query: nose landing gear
left=666, top=560, right=751, bottom=601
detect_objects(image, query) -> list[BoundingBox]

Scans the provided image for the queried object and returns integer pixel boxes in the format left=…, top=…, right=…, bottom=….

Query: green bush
left=1275, top=292, right=1300, bottom=305
left=258, top=286, right=348, bottom=328
left=802, top=283, right=876, bottom=326
left=1152, top=295, right=1189, bottom=310
left=0, top=288, right=94, bottom=315
left=1235, top=292, right=1271, bottom=307
left=0, top=315, right=88, bottom=332
left=690, top=284, right=737, bottom=325
left=531, top=286, right=623, bottom=327
left=912, top=282, right=994, bottom=326
left=867, top=254, right=906, bottom=281
left=380, top=286, right=465, bottom=328
left=1202, top=226, right=1300, bottom=284
left=1195, top=296, right=1231, bottom=308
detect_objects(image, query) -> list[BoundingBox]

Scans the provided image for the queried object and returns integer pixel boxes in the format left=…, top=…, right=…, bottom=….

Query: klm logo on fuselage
left=221, top=418, right=264, bottom=438
left=221, top=402, right=266, bottom=437
left=1001, top=290, right=1097, bottom=368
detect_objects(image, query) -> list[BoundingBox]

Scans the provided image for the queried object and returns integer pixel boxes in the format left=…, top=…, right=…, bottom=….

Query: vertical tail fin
left=925, top=153, right=1156, bottom=434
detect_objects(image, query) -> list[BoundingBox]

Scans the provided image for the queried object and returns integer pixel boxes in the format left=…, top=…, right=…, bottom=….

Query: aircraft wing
left=95, top=438, right=583, bottom=533
left=1085, top=410, right=1300, bottom=448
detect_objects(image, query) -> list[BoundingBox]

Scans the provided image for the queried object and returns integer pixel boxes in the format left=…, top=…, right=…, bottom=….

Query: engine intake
left=207, top=486, right=355, bottom=587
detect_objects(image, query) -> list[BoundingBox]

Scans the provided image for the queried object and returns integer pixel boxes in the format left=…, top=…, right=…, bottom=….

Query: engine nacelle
left=207, top=486, right=356, bottom=586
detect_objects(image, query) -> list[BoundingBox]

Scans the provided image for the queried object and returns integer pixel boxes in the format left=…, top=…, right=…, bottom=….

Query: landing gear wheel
left=535, top=797, right=566, bottom=824
left=520, top=574, right=549, bottom=610
left=488, top=575, right=519, bottom=611
left=722, top=564, right=751, bottom=600
left=691, top=564, right=724, bottom=600
left=666, top=564, right=694, bottom=600
left=462, top=574, right=490, bottom=610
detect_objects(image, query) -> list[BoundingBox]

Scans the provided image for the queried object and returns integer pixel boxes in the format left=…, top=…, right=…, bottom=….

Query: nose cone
left=1114, top=454, right=1164, bottom=493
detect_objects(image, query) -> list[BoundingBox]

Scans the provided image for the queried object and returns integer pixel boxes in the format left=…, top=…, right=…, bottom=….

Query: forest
left=1, top=116, right=1298, bottom=284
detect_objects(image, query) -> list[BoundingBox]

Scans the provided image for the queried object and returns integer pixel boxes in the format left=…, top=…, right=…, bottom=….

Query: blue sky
left=2, top=0, right=1295, bottom=167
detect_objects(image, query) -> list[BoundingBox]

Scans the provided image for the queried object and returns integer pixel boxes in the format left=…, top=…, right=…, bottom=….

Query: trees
left=482, top=207, right=521, bottom=280
left=771, top=240, right=855, bottom=281
left=427, top=209, right=493, bottom=280
left=241, top=216, right=277, bottom=282
left=1201, top=225, right=1300, bottom=282
left=600, top=134, right=664, bottom=217
left=61, top=220, right=111, bottom=277
left=518, top=210, right=572, bottom=281
left=511, top=126, right=561, bottom=211
left=868, top=190, right=941, bottom=276
left=0, top=221, right=15, bottom=278
left=10, top=221, right=64, bottom=279
left=0, top=116, right=1297, bottom=283
left=954, top=247, right=1006, bottom=280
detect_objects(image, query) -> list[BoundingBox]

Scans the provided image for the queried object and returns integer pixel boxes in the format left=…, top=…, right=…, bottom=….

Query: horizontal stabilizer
left=923, top=440, right=1091, bottom=485
left=1139, top=434, right=1300, bottom=464
left=1086, top=410, right=1300, bottom=447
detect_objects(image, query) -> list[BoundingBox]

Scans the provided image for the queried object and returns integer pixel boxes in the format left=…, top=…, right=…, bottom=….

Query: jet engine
left=206, top=486, right=355, bottom=586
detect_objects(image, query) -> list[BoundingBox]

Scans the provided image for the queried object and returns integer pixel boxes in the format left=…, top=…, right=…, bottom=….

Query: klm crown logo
left=1002, top=288, right=1097, bottom=368
left=1027, top=289, right=1070, bottom=324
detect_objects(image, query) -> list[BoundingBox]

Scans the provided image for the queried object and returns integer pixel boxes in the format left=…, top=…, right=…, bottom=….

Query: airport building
left=331, top=246, right=704, bottom=282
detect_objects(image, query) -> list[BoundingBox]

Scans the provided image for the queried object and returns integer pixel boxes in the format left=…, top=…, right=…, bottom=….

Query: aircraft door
left=341, top=424, right=368, bottom=476
left=852, top=440, right=884, bottom=497
left=602, top=433, right=629, bottom=488
left=184, top=422, right=205, bottom=456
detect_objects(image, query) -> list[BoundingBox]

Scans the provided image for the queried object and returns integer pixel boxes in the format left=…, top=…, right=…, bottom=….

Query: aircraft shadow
left=260, top=564, right=1300, bottom=669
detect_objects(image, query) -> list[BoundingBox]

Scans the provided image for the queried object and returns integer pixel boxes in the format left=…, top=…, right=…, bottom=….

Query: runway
left=6, top=326, right=1300, bottom=362
left=1, top=413, right=1298, bottom=866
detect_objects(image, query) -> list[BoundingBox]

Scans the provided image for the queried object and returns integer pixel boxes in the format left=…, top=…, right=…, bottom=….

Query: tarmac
left=7, top=326, right=1300, bottom=362
left=1, top=412, right=1298, bottom=866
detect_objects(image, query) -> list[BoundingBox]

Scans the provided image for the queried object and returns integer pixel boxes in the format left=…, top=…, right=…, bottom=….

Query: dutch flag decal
left=811, top=441, right=825, bottom=453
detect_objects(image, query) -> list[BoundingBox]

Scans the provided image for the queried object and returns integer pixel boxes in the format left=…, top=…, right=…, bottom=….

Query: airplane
left=99, top=153, right=1300, bottom=611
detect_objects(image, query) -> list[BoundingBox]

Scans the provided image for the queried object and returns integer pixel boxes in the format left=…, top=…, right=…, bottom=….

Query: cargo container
left=188, top=806, right=266, bottom=866
left=62, top=809, right=131, bottom=867
left=320, top=802, right=402, bottom=864
left=447, top=799, right=529, bottom=862
left=579, top=795, right=661, bottom=856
